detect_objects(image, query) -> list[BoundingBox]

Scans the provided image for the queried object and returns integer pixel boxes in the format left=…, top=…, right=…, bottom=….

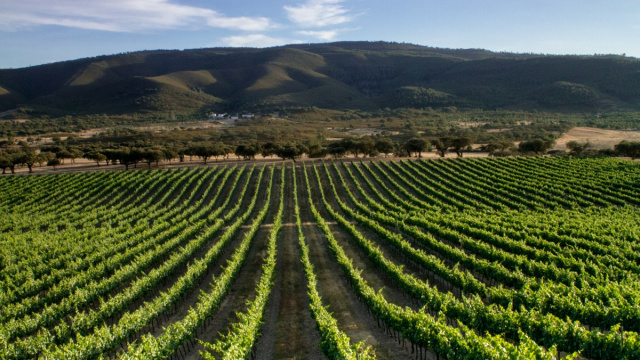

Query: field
left=554, top=127, right=640, bottom=150
left=1, top=157, right=640, bottom=359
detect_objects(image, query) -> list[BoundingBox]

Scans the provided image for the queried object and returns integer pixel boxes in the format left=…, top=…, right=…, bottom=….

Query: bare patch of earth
left=554, top=127, right=640, bottom=150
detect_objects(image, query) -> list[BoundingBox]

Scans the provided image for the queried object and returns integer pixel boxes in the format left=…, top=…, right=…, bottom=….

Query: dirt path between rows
left=104, top=169, right=264, bottom=357
left=181, top=168, right=277, bottom=359
left=298, top=164, right=414, bottom=360
left=330, top=162, right=463, bottom=297
left=254, top=164, right=326, bottom=359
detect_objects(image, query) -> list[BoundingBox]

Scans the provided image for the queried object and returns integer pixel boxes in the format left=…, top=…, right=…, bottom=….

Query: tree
left=235, top=144, right=258, bottom=160
left=356, top=137, right=376, bottom=158
left=114, top=147, right=142, bottom=170
left=143, top=149, right=165, bottom=168
left=340, top=137, right=359, bottom=157
left=483, top=139, right=515, bottom=156
left=47, top=158, right=61, bottom=170
left=404, top=137, right=430, bottom=158
left=17, top=145, right=38, bottom=173
left=162, top=147, right=178, bottom=164
left=129, top=148, right=145, bottom=168
left=566, top=140, right=591, bottom=156
left=210, top=143, right=226, bottom=162
left=191, top=144, right=215, bottom=164
left=67, top=147, right=84, bottom=164
left=450, top=137, right=474, bottom=158
left=177, top=145, right=188, bottom=162
left=56, top=149, right=72, bottom=165
left=0, top=153, right=11, bottom=174
left=65, top=134, right=80, bottom=144
left=392, top=141, right=409, bottom=157
left=327, top=142, right=346, bottom=159
left=275, top=143, right=306, bottom=161
left=185, top=145, right=198, bottom=162
left=39, top=151, right=56, bottom=164
left=615, top=141, right=640, bottom=160
left=375, top=138, right=395, bottom=158
left=306, top=143, right=327, bottom=158
left=0, top=139, right=14, bottom=148
left=40, top=144, right=64, bottom=153
left=8, top=152, right=22, bottom=174
left=431, top=137, right=452, bottom=157
left=86, top=151, right=107, bottom=166
left=260, top=142, right=278, bottom=158
left=518, top=139, right=555, bottom=155
left=34, top=153, right=48, bottom=167
left=223, top=144, right=234, bottom=159
left=102, top=149, right=119, bottom=166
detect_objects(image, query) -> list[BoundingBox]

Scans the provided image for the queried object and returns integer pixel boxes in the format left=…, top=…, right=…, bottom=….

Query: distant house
left=209, top=113, right=229, bottom=120
left=209, top=112, right=254, bottom=120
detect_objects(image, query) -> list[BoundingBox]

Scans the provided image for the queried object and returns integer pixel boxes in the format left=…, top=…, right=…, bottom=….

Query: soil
left=254, top=165, right=326, bottom=359
left=554, top=126, right=640, bottom=150
left=105, top=169, right=266, bottom=356
left=181, top=167, right=277, bottom=359
left=298, top=164, right=415, bottom=360
left=5, top=157, right=633, bottom=359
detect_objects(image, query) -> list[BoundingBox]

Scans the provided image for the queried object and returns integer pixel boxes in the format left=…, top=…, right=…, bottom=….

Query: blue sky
left=1, top=0, right=638, bottom=68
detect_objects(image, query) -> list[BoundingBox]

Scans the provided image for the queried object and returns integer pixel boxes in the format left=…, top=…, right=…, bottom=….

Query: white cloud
left=297, top=29, right=340, bottom=41
left=220, top=34, right=297, bottom=48
left=207, top=17, right=273, bottom=32
left=284, top=0, right=352, bottom=27
left=0, top=0, right=274, bottom=32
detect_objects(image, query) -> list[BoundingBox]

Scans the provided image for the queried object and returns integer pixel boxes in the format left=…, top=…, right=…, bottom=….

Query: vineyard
left=1, top=157, right=639, bottom=360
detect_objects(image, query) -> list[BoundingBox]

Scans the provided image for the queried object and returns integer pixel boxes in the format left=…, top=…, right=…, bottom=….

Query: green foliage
left=431, top=137, right=453, bottom=157
left=533, top=81, right=600, bottom=107
left=450, top=136, right=474, bottom=157
left=274, top=142, right=306, bottom=161
left=374, top=138, right=394, bottom=157
left=390, top=87, right=465, bottom=108
left=483, top=139, right=516, bottom=156
left=1, top=159, right=640, bottom=359
left=614, top=140, right=640, bottom=159
left=2, top=42, right=640, bottom=124
left=518, top=139, right=555, bottom=155
left=403, top=137, right=431, bottom=157
left=566, top=140, right=591, bottom=156
left=234, top=144, right=258, bottom=160
left=46, top=158, right=61, bottom=169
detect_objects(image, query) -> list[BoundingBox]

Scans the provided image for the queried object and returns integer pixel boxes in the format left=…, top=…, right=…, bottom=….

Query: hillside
left=1, top=41, right=639, bottom=116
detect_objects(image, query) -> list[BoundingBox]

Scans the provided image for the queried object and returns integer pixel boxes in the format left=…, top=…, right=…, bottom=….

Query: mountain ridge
left=1, top=41, right=639, bottom=116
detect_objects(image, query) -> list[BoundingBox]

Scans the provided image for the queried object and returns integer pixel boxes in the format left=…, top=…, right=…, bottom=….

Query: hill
left=1, top=41, right=639, bottom=116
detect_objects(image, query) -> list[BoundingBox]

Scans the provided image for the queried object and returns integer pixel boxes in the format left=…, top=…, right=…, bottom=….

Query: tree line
left=1, top=136, right=639, bottom=174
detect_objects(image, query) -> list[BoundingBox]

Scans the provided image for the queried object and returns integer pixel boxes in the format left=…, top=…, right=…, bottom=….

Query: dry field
left=554, top=126, right=640, bottom=150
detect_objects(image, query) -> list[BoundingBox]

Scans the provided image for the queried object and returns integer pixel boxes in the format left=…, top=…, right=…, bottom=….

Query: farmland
left=1, top=157, right=640, bottom=359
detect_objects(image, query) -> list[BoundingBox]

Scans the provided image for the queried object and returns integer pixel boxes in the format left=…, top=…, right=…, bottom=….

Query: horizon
left=2, top=40, right=639, bottom=70
left=1, top=0, right=639, bottom=69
